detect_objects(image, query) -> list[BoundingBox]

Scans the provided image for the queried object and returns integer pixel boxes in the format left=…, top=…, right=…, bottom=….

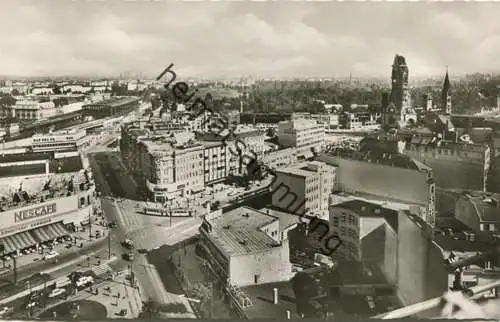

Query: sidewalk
left=0, top=214, right=110, bottom=276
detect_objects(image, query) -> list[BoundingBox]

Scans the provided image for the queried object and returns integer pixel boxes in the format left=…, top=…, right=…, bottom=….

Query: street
left=87, top=150, right=197, bottom=316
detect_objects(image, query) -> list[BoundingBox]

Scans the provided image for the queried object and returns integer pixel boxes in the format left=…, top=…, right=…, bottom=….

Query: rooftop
left=279, top=118, right=322, bottom=130
left=331, top=199, right=399, bottom=231
left=261, top=208, right=300, bottom=231
left=204, top=206, right=281, bottom=256
left=83, top=96, right=139, bottom=108
left=317, top=151, right=432, bottom=173
left=241, top=281, right=299, bottom=319
left=0, top=170, right=92, bottom=212
left=276, top=161, right=334, bottom=177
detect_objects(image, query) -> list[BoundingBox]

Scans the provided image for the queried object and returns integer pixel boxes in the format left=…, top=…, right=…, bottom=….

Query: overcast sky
left=1, top=1, right=499, bottom=79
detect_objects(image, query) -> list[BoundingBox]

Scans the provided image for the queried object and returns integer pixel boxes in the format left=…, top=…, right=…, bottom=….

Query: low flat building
left=31, top=129, right=86, bottom=153
left=198, top=206, right=294, bottom=287
left=82, top=96, right=140, bottom=119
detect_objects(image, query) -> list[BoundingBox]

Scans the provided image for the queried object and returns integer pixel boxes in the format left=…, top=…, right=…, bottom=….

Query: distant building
left=278, top=119, right=325, bottom=157
left=82, top=97, right=140, bottom=119
left=198, top=206, right=295, bottom=287
left=271, top=161, right=336, bottom=216
left=455, top=191, right=500, bottom=233
left=11, top=100, right=57, bottom=121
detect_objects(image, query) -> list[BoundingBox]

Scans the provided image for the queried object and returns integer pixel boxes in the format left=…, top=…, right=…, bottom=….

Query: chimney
left=273, top=288, right=278, bottom=304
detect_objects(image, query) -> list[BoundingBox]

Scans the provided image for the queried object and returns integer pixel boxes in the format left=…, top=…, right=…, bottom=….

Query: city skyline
left=2, top=1, right=500, bottom=79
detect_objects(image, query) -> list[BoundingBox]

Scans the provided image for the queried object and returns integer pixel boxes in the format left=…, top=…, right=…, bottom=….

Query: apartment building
left=278, top=119, right=325, bottom=157
left=120, top=123, right=204, bottom=202
left=271, top=161, right=336, bottom=216
left=200, top=141, right=227, bottom=185
left=198, top=206, right=295, bottom=287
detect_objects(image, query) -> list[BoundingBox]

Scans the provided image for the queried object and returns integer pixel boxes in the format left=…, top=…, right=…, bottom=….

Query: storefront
left=0, top=187, right=95, bottom=256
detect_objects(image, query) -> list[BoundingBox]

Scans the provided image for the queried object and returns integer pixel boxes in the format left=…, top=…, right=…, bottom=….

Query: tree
left=0, top=94, right=16, bottom=107
left=10, top=89, right=20, bottom=96
left=52, top=86, right=61, bottom=95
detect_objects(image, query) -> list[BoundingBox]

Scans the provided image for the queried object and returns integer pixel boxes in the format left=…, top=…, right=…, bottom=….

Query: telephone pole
left=107, top=228, right=111, bottom=260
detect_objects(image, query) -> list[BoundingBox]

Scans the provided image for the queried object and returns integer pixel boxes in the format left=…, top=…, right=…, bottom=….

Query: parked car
left=44, top=251, right=59, bottom=260
left=0, top=306, right=14, bottom=317
left=48, top=288, right=66, bottom=298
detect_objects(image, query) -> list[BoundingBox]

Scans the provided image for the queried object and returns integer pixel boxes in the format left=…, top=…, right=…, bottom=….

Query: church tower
left=441, top=68, right=452, bottom=115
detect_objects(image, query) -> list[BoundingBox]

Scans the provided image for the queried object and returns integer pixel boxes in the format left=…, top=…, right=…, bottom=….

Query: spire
left=442, top=66, right=450, bottom=94
left=441, top=67, right=452, bottom=113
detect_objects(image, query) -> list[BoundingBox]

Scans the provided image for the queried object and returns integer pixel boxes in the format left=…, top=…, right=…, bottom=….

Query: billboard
left=0, top=190, right=93, bottom=238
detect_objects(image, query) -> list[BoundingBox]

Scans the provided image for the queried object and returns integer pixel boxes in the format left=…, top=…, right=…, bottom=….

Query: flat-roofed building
left=271, top=161, right=336, bottom=216
left=278, top=119, right=325, bottom=157
left=82, top=96, right=140, bottom=119
left=31, top=129, right=86, bottom=153
left=198, top=206, right=294, bottom=287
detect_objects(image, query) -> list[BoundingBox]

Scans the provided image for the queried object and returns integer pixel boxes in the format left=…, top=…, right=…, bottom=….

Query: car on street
left=0, top=307, right=14, bottom=317
left=108, top=221, right=117, bottom=228
left=76, top=276, right=94, bottom=287
left=48, top=288, right=66, bottom=298
left=25, top=301, right=37, bottom=310
left=44, top=251, right=59, bottom=260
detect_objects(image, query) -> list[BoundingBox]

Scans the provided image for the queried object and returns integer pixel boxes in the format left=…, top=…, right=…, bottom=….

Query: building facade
left=198, top=206, right=294, bottom=287
left=271, top=161, right=336, bottom=216
left=82, top=97, right=140, bottom=119
left=0, top=178, right=95, bottom=256
left=31, top=129, right=86, bottom=153
left=201, top=141, right=228, bottom=185
left=404, top=141, right=491, bottom=192
left=317, top=153, right=436, bottom=228
left=278, top=119, right=325, bottom=156
left=11, top=100, right=57, bottom=121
